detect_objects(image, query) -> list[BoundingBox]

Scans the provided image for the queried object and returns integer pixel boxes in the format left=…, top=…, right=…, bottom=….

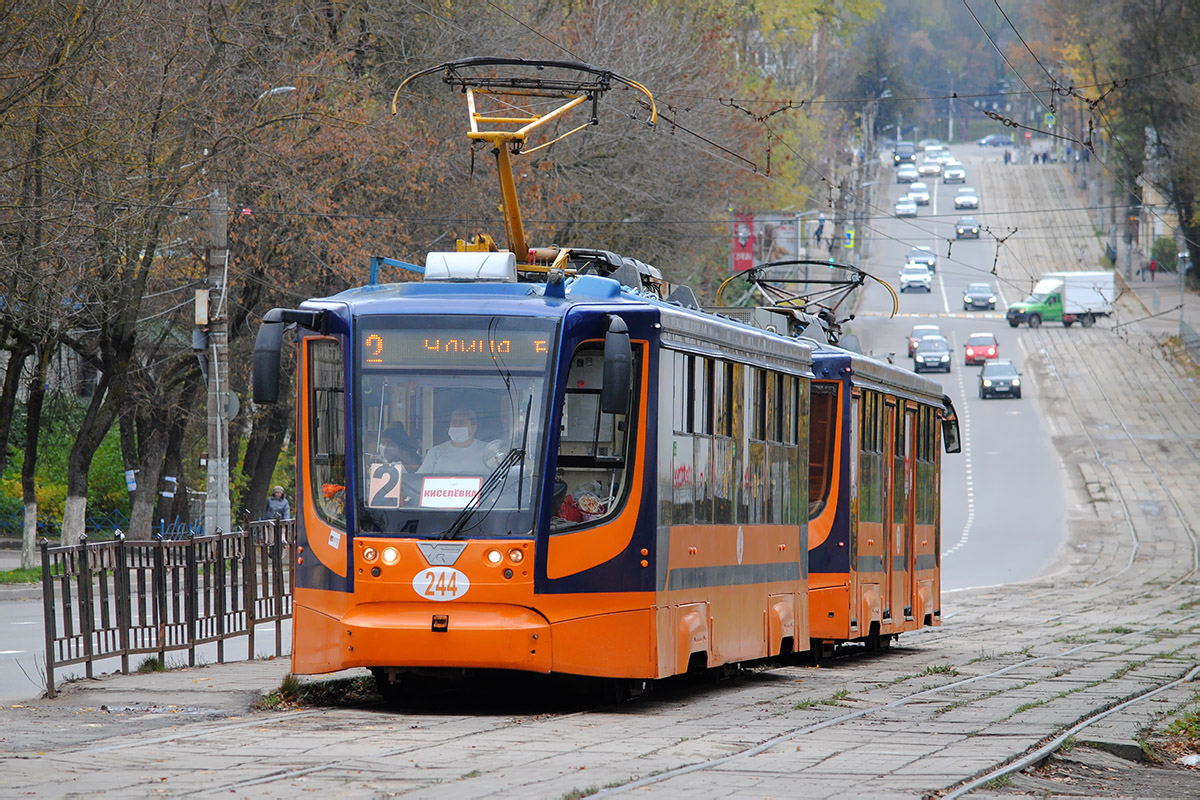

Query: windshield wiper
left=439, top=447, right=525, bottom=540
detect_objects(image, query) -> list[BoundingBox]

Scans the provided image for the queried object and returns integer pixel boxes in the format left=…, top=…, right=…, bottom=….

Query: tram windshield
left=354, top=315, right=558, bottom=538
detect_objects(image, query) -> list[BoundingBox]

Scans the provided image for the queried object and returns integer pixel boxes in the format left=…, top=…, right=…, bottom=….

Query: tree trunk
left=60, top=376, right=122, bottom=545
left=20, top=345, right=50, bottom=568
left=0, top=342, right=32, bottom=478
left=238, top=400, right=293, bottom=522
left=127, top=418, right=170, bottom=540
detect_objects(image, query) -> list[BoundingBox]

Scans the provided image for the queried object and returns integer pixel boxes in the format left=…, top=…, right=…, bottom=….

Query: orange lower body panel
left=294, top=601, right=553, bottom=675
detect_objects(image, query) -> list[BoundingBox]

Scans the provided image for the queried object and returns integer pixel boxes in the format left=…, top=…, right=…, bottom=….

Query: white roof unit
left=424, top=251, right=517, bottom=283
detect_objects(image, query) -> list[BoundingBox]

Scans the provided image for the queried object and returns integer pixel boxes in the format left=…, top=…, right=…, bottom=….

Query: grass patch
left=136, top=656, right=166, bottom=673
left=821, top=689, right=851, bottom=706
left=561, top=787, right=599, bottom=800
left=255, top=674, right=377, bottom=710
left=794, top=699, right=818, bottom=709
left=983, top=774, right=1011, bottom=789
left=1164, top=707, right=1200, bottom=740
left=1098, top=626, right=1134, bottom=634
left=1014, top=699, right=1047, bottom=714
left=922, top=665, right=959, bottom=677
left=0, top=567, right=43, bottom=584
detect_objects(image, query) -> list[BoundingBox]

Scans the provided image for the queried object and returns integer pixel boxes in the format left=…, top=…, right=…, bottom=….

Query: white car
left=899, top=263, right=933, bottom=293
left=897, top=164, right=920, bottom=183
left=954, top=188, right=980, bottom=209
left=917, top=159, right=942, bottom=177
left=942, top=162, right=966, bottom=183
left=907, top=181, right=930, bottom=205
left=894, top=196, right=918, bottom=217
left=935, top=151, right=957, bottom=166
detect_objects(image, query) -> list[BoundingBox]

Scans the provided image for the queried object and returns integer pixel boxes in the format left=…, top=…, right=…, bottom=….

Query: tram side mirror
left=253, top=309, right=286, bottom=405
left=940, top=394, right=962, bottom=454
left=253, top=308, right=328, bottom=404
left=601, top=316, right=632, bottom=415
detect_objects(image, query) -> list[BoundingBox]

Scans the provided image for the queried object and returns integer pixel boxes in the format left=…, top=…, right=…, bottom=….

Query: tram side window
left=915, top=406, right=937, bottom=524
left=808, top=382, right=838, bottom=519
left=553, top=342, right=640, bottom=530
left=859, top=390, right=885, bottom=524
left=309, top=339, right=347, bottom=527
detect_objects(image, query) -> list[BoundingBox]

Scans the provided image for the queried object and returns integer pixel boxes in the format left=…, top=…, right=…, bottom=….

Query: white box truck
left=1006, top=271, right=1115, bottom=328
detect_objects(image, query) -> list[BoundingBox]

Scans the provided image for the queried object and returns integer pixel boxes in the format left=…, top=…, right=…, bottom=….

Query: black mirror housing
left=601, top=316, right=632, bottom=415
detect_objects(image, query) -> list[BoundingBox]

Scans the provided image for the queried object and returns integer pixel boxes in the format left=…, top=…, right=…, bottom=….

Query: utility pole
left=205, top=187, right=231, bottom=535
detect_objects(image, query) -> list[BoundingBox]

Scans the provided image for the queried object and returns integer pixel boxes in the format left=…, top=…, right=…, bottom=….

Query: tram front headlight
left=508, top=548, right=524, bottom=564
left=486, top=549, right=503, bottom=565
left=362, top=547, right=379, bottom=563
left=381, top=547, right=400, bottom=565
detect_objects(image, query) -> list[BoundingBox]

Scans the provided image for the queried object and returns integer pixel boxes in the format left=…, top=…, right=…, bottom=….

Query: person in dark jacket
left=263, top=485, right=290, bottom=520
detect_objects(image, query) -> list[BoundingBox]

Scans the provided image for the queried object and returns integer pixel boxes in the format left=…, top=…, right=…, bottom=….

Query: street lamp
left=203, top=85, right=297, bottom=535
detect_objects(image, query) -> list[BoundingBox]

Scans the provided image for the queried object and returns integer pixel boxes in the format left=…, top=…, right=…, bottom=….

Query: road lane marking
left=944, top=334, right=975, bottom=560
left=0, top=650, right=24, bottom=655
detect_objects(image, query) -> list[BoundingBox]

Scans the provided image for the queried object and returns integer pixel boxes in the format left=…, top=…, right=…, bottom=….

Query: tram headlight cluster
left=361, top=545, right=400, bottom=565
left=485, top=548, right=526, bottom=566
left=381, top=547, right=400, bottom=565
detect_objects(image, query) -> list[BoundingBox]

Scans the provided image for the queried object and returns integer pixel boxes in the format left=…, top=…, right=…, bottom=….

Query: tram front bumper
left=336, top=602, right=553, bottom=673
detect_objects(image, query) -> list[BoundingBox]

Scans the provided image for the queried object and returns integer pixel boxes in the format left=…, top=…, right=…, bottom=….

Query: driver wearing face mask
left=418, top=407, right=491, bottom=475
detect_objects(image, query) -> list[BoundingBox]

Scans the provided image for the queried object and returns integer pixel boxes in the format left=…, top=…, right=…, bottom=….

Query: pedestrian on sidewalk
left=263, top=485, right=290, bottom=521
left=1149, top=258, right=1157, bottom=282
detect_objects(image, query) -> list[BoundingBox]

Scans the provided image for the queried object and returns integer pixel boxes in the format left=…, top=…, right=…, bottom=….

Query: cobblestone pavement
left=2, top=157, right=1198, bottom=798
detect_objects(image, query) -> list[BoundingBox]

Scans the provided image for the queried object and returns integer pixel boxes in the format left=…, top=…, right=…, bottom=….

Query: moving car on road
left=907, top=181, right=930, bottom=205
left=964, top=332, right=999, bottom=365
left=942, top=162, right=966, bottom=183
left=907, top=246, right=937, bottom=272
left=978, top=133, right=1015, bottom=147
left=918, top=159, right=942, bottom=177
left=900, top=263, right=933, bottom=293
left=897, top=163, right=919, bottom=183
left=894, top=141, right=916, bottom=165
left=955, top=216, right=981, bottom=239
left=907, top=324, right=942, bottom=356
left=962, top=282, right=996, bottom=310
left=895, top=196, right=918, bottom=217
left=954, top=188, right=980, bottom=210
left=979, top=359, right=1022, bottom=398
left=913, top=337, right=952, bottom=373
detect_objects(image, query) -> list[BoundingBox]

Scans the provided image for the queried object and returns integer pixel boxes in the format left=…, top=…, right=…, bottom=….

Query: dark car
left=913, top=337, right=952, bottom=373
left=955, top=216, right=981, bottom=239
left=893, top=141, right=916, bottom=165
left=963, top=282, right=997, bottom=310
left=907, top=245, right=937, bottom=272
left=979, top=359, right=1022, bottom=398
left=978, top=133, right=1015, bottom=147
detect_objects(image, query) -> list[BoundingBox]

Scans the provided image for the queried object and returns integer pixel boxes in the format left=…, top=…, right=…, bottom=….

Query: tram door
left=891, top=407, right=915, bottom=622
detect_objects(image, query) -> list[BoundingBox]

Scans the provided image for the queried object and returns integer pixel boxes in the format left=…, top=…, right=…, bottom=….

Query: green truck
left=1006, top=271, right=1115, bottom=328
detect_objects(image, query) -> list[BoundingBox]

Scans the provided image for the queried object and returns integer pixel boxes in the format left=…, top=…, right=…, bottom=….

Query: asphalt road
left=852, top=146, right=1067, bottom=592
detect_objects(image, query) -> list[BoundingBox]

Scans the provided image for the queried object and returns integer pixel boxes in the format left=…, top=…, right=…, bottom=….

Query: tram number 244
left=413, top=566, right=471, bottom=601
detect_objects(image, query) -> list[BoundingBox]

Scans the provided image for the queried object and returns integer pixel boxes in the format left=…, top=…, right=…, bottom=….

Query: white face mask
left=448, top=426, right=471, bottom=444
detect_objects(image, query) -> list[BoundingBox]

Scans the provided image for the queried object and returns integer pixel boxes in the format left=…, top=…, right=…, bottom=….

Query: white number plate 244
left=413, top=567, right=470, bottom=601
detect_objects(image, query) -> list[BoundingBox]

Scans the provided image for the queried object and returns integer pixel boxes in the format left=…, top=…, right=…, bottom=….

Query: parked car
left=964, top=332, right=999, bottom=364
left=979, top=359, right=1022, bottom=398
left=913, top=337, right=952, bottom=373
left=895, top=196, right=918, bottom=217
left=963, top=283, right=997, bottom=310
left=907, top=324, right=942, bottom=357
left=955, top=216, right=981, bottom=239
left=954, top=188, right=980, bottom=210
left=899, top=263, right=933, bottom=293
left=942, top=162, right=966, bottom=183
left=907, top=245, right=937, bottom=272
left=897, top=163, right=920, bottom=183
left=907, top=181, right=930, bottom=205
left=978, top=133, right=1015, bottom=147
left=917, top=159, right=942, bottom=177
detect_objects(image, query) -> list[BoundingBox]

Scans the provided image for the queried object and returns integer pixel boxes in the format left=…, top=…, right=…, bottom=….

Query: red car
left=907, top=324, right=942, bottom=357
left=964, top=332, right=999, bottom=365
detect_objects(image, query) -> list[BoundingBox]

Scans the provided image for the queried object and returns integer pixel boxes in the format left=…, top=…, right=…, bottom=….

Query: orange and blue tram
left=254, top=250, right=838, bottom=695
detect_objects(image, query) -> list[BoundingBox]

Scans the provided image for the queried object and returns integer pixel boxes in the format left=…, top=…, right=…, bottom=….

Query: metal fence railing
left=39, top=518, right=294, bottom=696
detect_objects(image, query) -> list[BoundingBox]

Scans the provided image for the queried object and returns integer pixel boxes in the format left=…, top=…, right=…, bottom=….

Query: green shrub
left=1151, top=237, right=1179, bottom=273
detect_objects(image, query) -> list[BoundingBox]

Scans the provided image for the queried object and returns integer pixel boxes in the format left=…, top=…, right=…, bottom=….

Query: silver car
left=942, top=162, right=966, bottom=183
left=907, top=181, right=930, bottom=205
left=899, top=263, right=933, bottom=293
left=954, top=188, right=979, bottom=210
